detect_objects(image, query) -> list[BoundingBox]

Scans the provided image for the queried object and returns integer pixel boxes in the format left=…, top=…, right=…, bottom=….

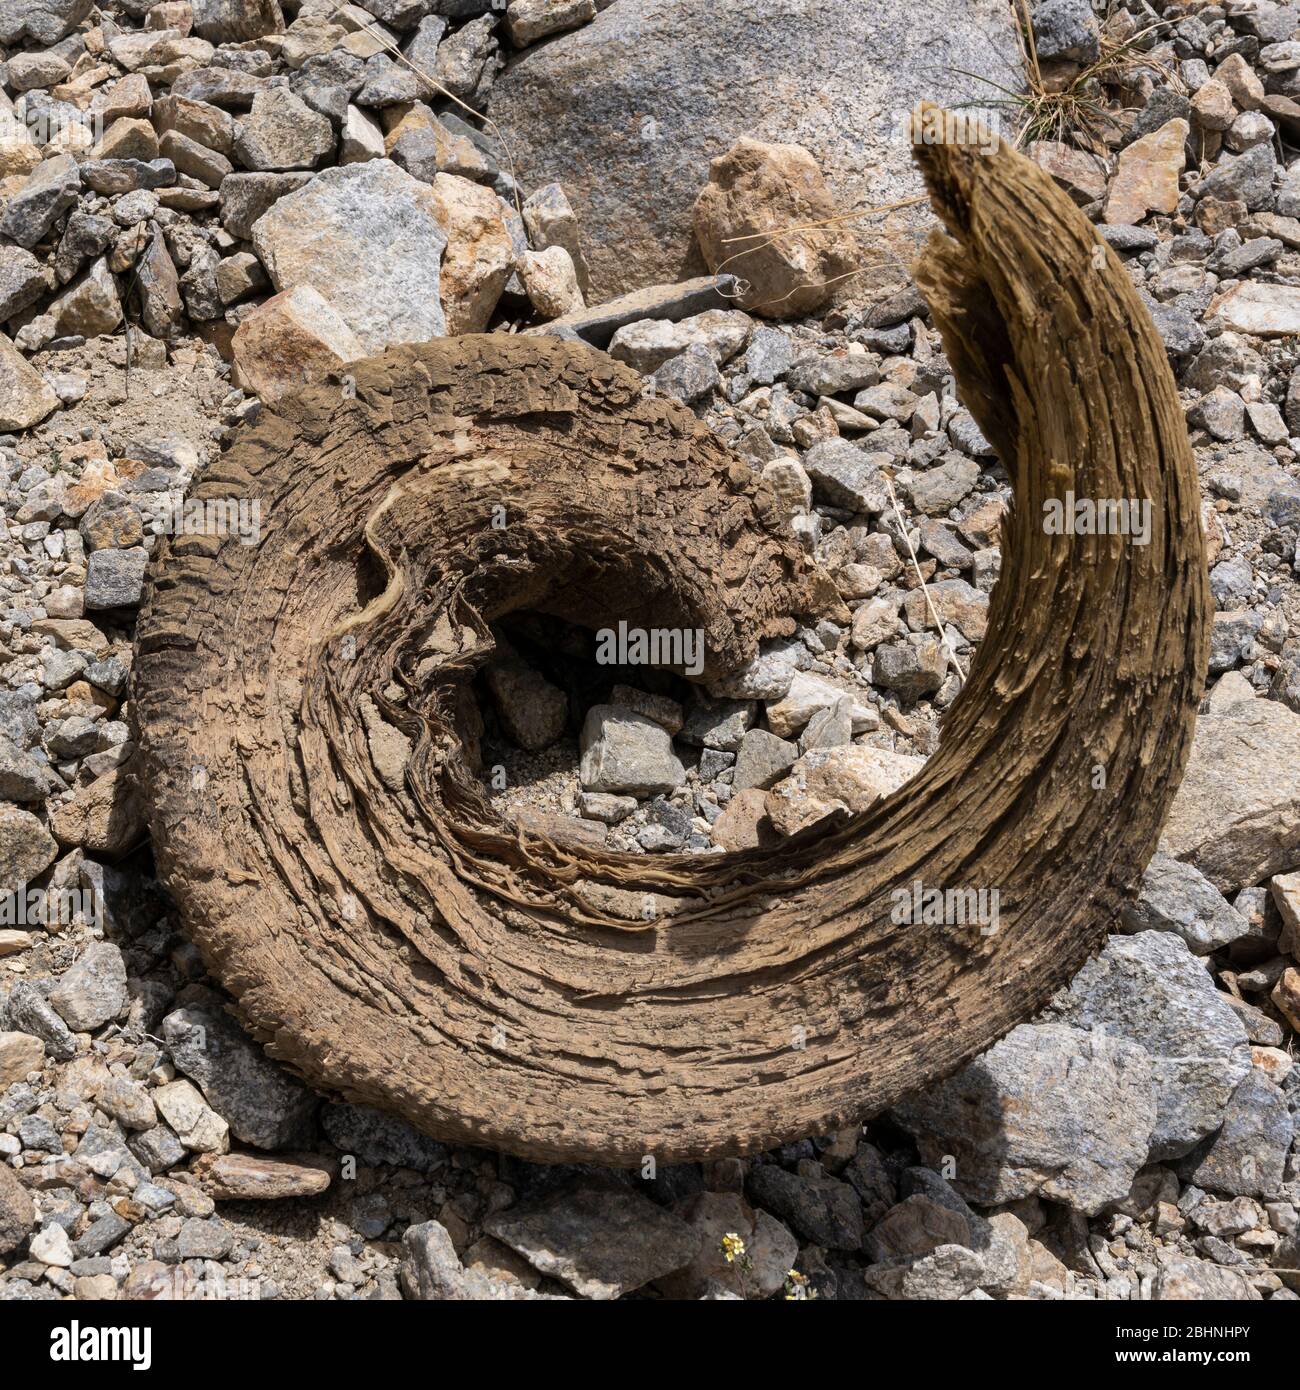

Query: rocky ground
left=0, top=0, right=1298, bottom=1302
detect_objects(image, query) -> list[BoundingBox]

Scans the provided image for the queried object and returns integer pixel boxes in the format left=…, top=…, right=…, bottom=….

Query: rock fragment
left=232, top=285, right=364, bottom=405
left=486, top=1184, right=699, bottom=1299
left=693, top=138, right=855, bottom=319
left=252, top=159, right=449, bottom=351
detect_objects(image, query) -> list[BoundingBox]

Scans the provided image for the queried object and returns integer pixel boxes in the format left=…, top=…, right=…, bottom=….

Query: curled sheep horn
left=131, top=110, right=1208, bottom=1164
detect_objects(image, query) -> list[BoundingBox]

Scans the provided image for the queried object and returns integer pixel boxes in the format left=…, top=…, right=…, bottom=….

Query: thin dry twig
left=718, top=196, right=928, bottom=246
left=883, top=471, right=968, bottom=684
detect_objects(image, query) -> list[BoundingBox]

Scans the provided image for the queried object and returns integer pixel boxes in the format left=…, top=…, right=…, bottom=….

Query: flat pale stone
left=190, top=1152, right=331, bottom=1199
left=528, top=274, right=738, bottom=348
left=1104, top=118, right=1187, bottom=225
left=1211, top=280, right=1300, bottom=337
left=0, top=333, right=58, bottom=431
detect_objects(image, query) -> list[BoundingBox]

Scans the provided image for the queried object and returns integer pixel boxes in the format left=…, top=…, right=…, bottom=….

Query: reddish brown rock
left=693, top=138, right=856, bottom=319
left=232, top=284, right=363, bottom=405
left=1103, top=118, right=1187, bottom=226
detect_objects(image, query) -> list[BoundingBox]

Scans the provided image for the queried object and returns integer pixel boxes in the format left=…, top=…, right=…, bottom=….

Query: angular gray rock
left=706, top=637, right=804, bottom=701
left=904, top=456, right=982, bottom=513
left=402, top=1219, right=560, bottom=1300
left=48, top=942, right=128, bottom=1033
left=251, top=159, right=448, bottom=352
left=679, top=698, right=755, bottom=751
left=650, top=343, right=720, bottom=403
left=162, top=1004, right=317, bottom=1149
left=0, top=246, right=49, bottom=321
left=485, top=1183, right=699, bottom=1299
left=1047, top=931, right=1251, bottom=1160
left=892, top=1022, right=1157, bottom=1215
left=233, top=88, right=335, bottom=171
left=1179, top=1070, right=1294, bottom=1198
left=872, top=635, right=949, bottom=700
left=320, top=1101, right=447, bottom=1172
left=732, top=727, right=798, bottom=791
left=487, top=0, right=1020, bottom=300
left=0, top=155, right=81, bottom=249
left=579, top=704, right=685, bottom=796
left=484, top=662, right=566, bottom=751
left=0, top=0, right=92, bottom=45
left=84, top=547, right=148, bottom=610
left=610, top=310, right=751, bottom=375
left=191, top=0, right=284, bottom=43
left=1031, top=0, right=1100, bottom=63
left=1120, top=852, right=1250, bottom=954
left=220, top=171, right=313, bottom=240
left=176, top=1215, right=233, bottom=1261
left=432, top=12, right=498, bottom=103
left=746, top=1161, right=864, bottom=1250
left=1160, top=672, right=1300, bottom=892
left=802, top=439, right=890, bottom=513
left=6, top=981, right=76, bottom=1061
left=135, top=227, right=184, bottom=340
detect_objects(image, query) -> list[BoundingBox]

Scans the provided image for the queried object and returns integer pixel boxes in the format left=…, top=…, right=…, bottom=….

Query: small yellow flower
left=721, top=1232, right=747, bottom=1264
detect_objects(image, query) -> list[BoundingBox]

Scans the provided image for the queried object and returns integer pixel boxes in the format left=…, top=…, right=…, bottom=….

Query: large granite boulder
left=486, top=0, right=1021, bottom=302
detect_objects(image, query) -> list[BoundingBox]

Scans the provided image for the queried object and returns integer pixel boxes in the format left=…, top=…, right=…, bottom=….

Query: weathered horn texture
left=131, top=128, right=1208, bottom=1165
